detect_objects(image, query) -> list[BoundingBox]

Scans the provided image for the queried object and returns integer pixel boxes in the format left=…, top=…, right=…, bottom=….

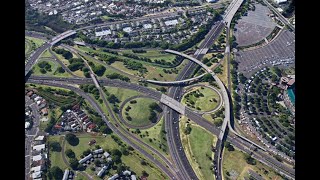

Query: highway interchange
left=25, top=0, right=295, bottom=179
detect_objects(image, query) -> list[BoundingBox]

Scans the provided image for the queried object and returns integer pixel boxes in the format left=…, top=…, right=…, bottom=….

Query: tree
left=107, top=94, right=119, bottom=104
left=49, top=141, right=62, bottom=152
left=69, top=158, right=79, bottom=170
left=214, top=118, right=223, bottom=127
left=65, top=133, right=79, bottom=146
left=83, top=149, right=91, bottom=156
left=121, top=146, right=129, bottom=156
left=184, top=125, right=192, bottom=135
left=50, top=166, right=63, bottom=180
left=65, top=149, right=75, bottom=158
left=100, top=125, right=113, bottom=134
left=244, top=154, right=256, bottom=165
left=141, top=160, right=147, bottom=165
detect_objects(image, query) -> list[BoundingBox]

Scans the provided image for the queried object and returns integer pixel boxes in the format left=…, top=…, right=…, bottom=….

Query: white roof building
left=35, top=136, right=45, bottom=141
left=103, top=152, right=110, bottom=158
left=33, top=144, right=46, bottom=151
left=33, top=153, right=47, bottom=161
left=31, top=166, right=42, bottom=173
left=95, top=29, right=112, bottom=37
left=62, top=169, right=69, bottom=180
left=164, top=19, right=178, bottom=26
left=108, top=174, right=119, bottom=180
left=32, top=171, right=42, bottom=179
left=79, top=154, right=93, bottom=164
left=97, top=165, right=109, bottom=177
left=131, top=175, right=137, bottom=180
left=123, top=27, right=133, bottom=33
left=143, top=24, right=152, bottom=29
left=93, top=148, right=104, bottom=154
left=274, top=0, right=287, bottom=4
left=25, top=122, right=31, bottom=129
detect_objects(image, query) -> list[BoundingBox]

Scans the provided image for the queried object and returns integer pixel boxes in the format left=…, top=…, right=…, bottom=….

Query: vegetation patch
left=122, top=98, right=162, bottom=127
left=182, top=86, right=220, bottom=111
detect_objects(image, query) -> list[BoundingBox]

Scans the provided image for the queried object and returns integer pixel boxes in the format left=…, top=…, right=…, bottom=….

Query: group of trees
left=67, top=58, right=85, bottom=72
left=224, top=141, right=235, bottom=151
left=26, top=2, right=74, bottom=34
left=171, top=19, right=215, bottom=51
left=184, top=123, right=192, bottom=135
left=91, top=63, right=106, bottom=76
left=80, top=84, right=100, bottom=100
left=123, top=60, right=147, bottom=74
left=37, top=61, right=52, bottom=74
left=53, top=48, right=73, bottom=60
left=106, top=73, right=130, bottom=82
left=49, top=141, right=62, bottom=152
left=148, top=102, right=162, bottom=123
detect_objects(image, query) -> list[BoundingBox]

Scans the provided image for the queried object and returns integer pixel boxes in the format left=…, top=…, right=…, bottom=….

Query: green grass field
left=105, top=86, right=140, bottom=102
left=25, top=40, right=32, bottom=56
left=110, top=61, right=140, bottom=76
left=223, top=148, right=284, bottom=180
left=121, top=50, right=177, bottom=62
left=48, top=136, right=68, bottom=169
left=25, top=36, right=45, bottom=47
left=189, top=125, right=217, bottom=180
left=40, top=49, right=53, bottom=58
left=144, top=59, right=188, bottom=82
left=32, top=59, right=58, bottom=75
left=180, top=116, right=217, bottom=180
left=64, top=133, right=119, bottom=159
left=52, top=51, right=71, bottom=66
left=122, top=97, right=157, bottom=127
left=182, top=86, right=220, bottom=112
left=139, top=117, right=169, bottom=157
left=65, top=133, right=166, bottom=179
left=216, top=57, right=228, bottom=87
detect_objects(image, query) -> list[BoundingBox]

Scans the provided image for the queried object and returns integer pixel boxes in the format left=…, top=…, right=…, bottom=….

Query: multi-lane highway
left=27, top=79, right=178, bottom=179
left=25, top=0, right=295, bottom=179
left=27, top=76, right=295, bottom=179
left=262, top=0, right=295, bottom=32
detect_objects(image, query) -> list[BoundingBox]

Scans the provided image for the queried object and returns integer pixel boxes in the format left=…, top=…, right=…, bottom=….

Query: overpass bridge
left=222, top=0, right=245, bottom=27
left=25, top=30, right=77, bottom=76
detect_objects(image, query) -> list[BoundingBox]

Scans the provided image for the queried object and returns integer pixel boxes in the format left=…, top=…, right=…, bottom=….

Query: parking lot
left=235, top=30, right=295, bottom=78
left=234, top=4, right=276, bottom=47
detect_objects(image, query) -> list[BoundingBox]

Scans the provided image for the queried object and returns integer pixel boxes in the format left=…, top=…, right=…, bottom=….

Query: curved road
left=27, top=79, right=178, bottom=179
left=182, top=84, right=223, bottom=115
left=27, top=76, right=295, bottom=179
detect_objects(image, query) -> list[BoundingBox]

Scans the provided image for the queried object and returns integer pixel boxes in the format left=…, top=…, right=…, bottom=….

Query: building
left=25, top=122, right=31, bottom=129
left=97, top=165, right=109, bottom=177
left=93, top=148, right=104, bottom=154
left=32, top=154, right=47, bottom=161
left=123, top=170, right=131, bottom=176
left=62, top=169, right=69, bottom=180
left=79, top=153, right=93, bottom=164
left=32, top=171, right=42, bottom=179
left=103, top=152, right=110, bottom=158
left=35, top=136, right=45, bottom=141
left=131, top=175, right=137, bottom=180
left=31, top=165, right=43, bottom=173
left=108, top=174, right=119, bottom=180
left=273, top=0, right=287, bottom=4
left=41, top=108, right=48, bottom=116
left=33, top=144, right=46, bottom=151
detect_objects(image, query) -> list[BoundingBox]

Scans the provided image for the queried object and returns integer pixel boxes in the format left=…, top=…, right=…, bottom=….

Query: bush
left=65, top=149, right=75, bottom=158
left=65, top=133, right=79, bottom=146
left=50, top=141, right=62, bottom=152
